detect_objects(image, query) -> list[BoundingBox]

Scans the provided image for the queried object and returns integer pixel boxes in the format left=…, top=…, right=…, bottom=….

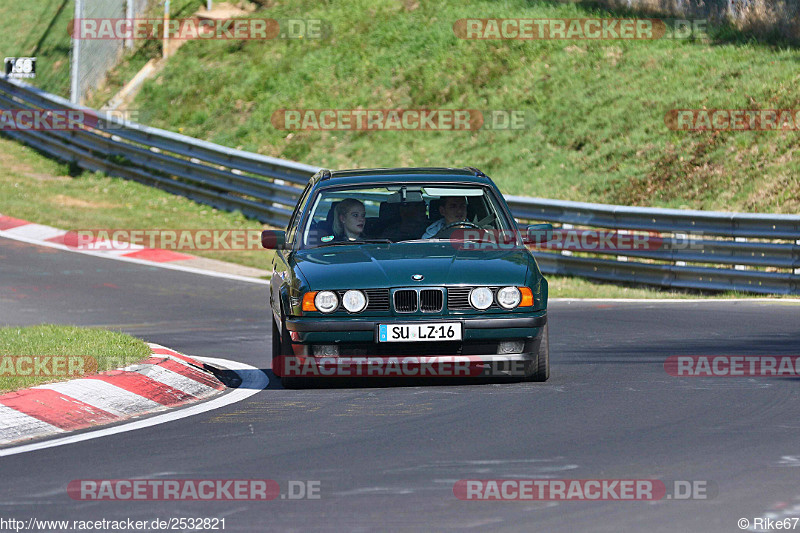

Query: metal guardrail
left=0, top=77, right=318, bottom=228
left=506, top=196, right=800, bottom=294
left=1, top=77, right=798, bottom=294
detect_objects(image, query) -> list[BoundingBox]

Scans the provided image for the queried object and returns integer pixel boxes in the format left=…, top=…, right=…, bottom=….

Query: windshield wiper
left=316, top=239, right=393, bottom=248
left=394, top=238, right=433, bottom=243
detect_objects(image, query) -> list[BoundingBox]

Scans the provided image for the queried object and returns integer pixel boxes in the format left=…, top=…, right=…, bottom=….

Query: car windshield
left=298, top=184, right=514, bottom=249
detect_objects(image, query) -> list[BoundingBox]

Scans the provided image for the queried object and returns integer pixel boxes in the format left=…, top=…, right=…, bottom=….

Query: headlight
left=314, top=291, right=338, bottom=313
left=342, top=290, right=367, bottom=313
left=469, top=287, right=493, bottom=310
left=497, top=286, right=521, bottom=309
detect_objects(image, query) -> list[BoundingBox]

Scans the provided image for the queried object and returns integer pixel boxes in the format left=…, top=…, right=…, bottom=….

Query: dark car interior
left=303, top=190, right=500, bottom=246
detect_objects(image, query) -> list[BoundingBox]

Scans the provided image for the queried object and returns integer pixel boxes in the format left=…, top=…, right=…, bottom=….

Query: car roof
left=313, top=167, right=493, bottom=187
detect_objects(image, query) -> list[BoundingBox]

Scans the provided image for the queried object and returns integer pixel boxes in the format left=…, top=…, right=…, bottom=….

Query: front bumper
left=285, top=313, right=547, bottom=343
left=276, top=312, right=546, bottom=379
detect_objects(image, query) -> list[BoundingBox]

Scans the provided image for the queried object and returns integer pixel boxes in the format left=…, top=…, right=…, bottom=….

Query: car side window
left=286, top=183, right=314, bottom=247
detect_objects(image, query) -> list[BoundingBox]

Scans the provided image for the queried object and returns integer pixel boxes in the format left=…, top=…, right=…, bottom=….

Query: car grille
left=394, top=289, right=417, bottom=313
left=446, top=286, right=501, bottom=310
left=392, top=288, right=445, bottom=313
left=335, top=289, right=390, bottom=311
left=420, top=289, right=443, bottom=312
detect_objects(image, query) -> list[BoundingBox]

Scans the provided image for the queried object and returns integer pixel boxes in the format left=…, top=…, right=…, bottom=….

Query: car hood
left=292, top=242, right=532, bottom=289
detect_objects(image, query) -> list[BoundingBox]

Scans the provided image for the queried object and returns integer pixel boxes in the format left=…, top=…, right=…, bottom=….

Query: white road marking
left=0, top=357, right=267, bottom=457
left=97, top=247, right=147, bottom=257
left=88, top=239, right=146, bottom=252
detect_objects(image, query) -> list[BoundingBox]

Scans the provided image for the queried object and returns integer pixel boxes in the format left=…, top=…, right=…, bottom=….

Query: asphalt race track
left=1, top=236, right=799, bottom=532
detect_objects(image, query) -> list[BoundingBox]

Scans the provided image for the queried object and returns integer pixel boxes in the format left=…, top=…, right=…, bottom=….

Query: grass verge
left=544, top=275, right=794, bottom=300
left=0, top=324, right=151, bottom=392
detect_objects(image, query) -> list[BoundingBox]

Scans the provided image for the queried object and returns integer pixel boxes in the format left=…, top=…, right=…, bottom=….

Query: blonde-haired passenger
left=333, top=199, right=366, bottom=241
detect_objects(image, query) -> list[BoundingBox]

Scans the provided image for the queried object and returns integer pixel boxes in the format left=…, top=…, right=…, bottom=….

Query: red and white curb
left=0, top=343, right=226, bottom=447
left=0, top=214, right=267, bottom=285
left=0, top=356, right=266, bottom=458
left=0, top=215, right=193, bottom=263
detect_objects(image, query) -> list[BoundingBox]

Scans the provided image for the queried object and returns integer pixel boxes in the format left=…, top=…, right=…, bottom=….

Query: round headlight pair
left=314, top=290, right=367, bottom=313
left=469, top=286, right=521, bottom=310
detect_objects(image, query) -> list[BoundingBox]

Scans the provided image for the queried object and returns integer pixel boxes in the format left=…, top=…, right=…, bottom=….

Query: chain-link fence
left=70, top=0, right=152, bottom=104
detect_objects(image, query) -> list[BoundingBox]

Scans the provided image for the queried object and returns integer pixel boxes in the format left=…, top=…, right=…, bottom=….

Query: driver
left=422, top=196, right=467, bottom=239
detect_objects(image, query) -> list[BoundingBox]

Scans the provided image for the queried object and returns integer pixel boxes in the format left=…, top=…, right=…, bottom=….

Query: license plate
left=378, top=323, right=462, bottom=342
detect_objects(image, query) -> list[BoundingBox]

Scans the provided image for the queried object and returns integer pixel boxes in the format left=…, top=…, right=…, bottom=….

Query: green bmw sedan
left=261, top=167, right=552, bottom=387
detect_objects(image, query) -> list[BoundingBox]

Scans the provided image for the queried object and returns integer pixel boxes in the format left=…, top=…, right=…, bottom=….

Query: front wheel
left=272, top=316, right=301, bottom=388
left=524, top=323, right=549, bottom=382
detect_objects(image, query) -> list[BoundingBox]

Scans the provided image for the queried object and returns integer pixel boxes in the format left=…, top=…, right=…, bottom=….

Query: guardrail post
left=163, top=0, right=171, bottom=59
left=796, top=239, right=800, bottom=276
left=617, top=228, right=628, bottom=262
left=561, top=223, right=573, bottom=257
left=735, top=237, right=747, bottom=270
left=674, top=233, right=687, bottom=266
left=69, top=0, right=83, bottom=104
left=125, top=0, right=134, bottom=49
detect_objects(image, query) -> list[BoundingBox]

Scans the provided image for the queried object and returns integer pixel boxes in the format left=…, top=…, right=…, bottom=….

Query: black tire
left=524, top=323, right=549, bottom=382
left=272, top=315, right=302, bottom=388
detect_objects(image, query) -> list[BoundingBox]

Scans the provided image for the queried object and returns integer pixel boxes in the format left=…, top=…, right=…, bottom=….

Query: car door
left=271, top=182, right=314, bottom=328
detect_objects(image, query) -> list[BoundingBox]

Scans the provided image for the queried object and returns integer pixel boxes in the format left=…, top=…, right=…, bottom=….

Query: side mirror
left=261, top=230, right=286, bottom=250
left=525, top=223, right=553, bottom=245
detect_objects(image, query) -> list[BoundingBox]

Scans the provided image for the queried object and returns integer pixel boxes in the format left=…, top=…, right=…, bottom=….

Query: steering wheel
left=432, top=220, right=483, bottom=239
